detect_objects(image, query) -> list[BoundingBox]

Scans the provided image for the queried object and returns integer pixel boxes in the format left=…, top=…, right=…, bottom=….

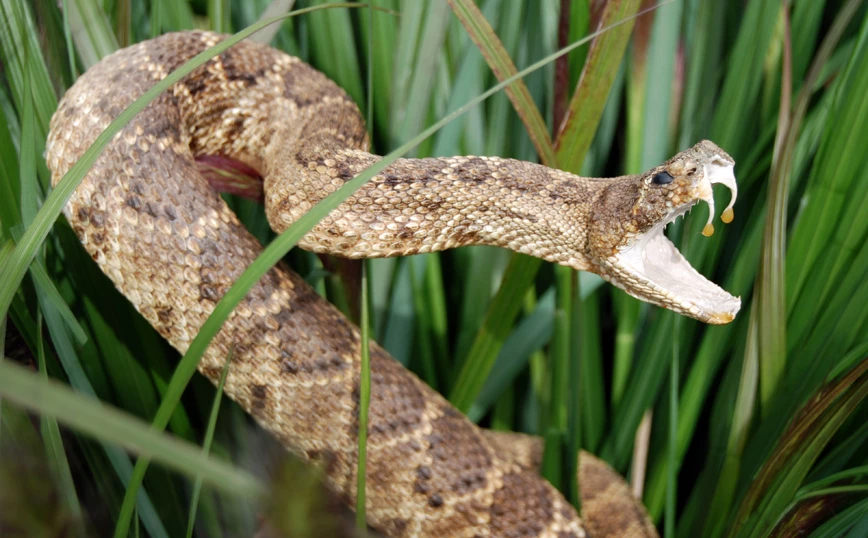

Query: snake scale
left=46, top=31, right=740, bottom=537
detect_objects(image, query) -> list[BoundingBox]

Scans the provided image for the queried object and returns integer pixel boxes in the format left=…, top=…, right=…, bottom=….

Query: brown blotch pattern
left=44, top=30, right=663, bottom=538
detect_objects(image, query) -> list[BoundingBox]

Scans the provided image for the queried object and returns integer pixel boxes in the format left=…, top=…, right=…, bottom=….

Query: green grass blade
left=360, top=0, right=397, bottom=134
left=0, top=360, right=263, bottom=498
left=114, top=0, right=131, bottom=47
left=755, top=4, right=791, bottom=415
left=809, top=420, right=868, bottom=483
left=554, top=0, right=643, bottom=172
left=756, top=0, right=860, bottom=413
left=791, top=0, right=827, bottom=83
left=727, top=355, right=868, bottom=538
left=665, top=321, right=680, bottom=538
left=388, top=1, right=424, bottom=146
left=0, top=99, right=22, bottom=239
left=183, top=349, right=232, bottom=538
left=152, top=0, right=195, bottom=32
left=796, top=466, right=868, bottom=500
left=551, top=4, right=581, bottom=483
left=393, top=1, right=451, bottom=157
left=356, top=262, right=372, bottom=529
left=380, top=259, right=414, bottom=364
left=14, top=267, right=171, bottom=538
left=27, top=259, right=88, bottom=344
left=466, top=288, right=555, bottom=422
left=18, top=41, right=40, bottom=228
left=0, top=5, right=360, bottom=328
left=676, top=0, right=725, bottom=149
left=251, top=0, right=297, bottom=44
left=38, top=278, right=173, bottom=538
left=787, top=8, right=868, bottom=322
left=447, top=0, right=555, bottom=165
left=208, top=0, right=231, bottom=33
left=701, top=306, right=759, bottom=536
left=356, top=6, right=374, bottom=524
left=452, top=247, right=501, bottom=363
left=150, top=0, right=160, bottom=38
left=408, top=256, right=439, bottom=388
left=431, top=27, right=487, bottom=158
left=116, top=10, right=618, bottom=530
left=0, top=0, right=58, bottom=142
left=577, top=289, right=604, bottom=453
left=482, top=1, right=526, bottom=158
left=423, top=255, right=449, bottom=374
left=449, top=2, right=652, bottom=421
left=8, top=2, right=866, bottom=535
left=710, top=0, right=780, bottom=154
left=409, top=255, right=448, bottom=384
left=541, top=264, right=574, bottom=494
left=36, top=309, right=84, bottom=524
left=448, top=255, right=541, bottom=412
left=67, top=0, right=119, bottom=67
left=0, top=242, right=13, bottom=293
left=307, top=0, right=365, bottom=106
left=61, top=0, right=79, bottom=78
left=807, top=498, right=868, bottom=538
left=0, top=399, right=82, bottom=536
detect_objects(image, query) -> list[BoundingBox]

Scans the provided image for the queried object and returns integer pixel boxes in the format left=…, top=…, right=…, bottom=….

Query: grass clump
left=1, top=1, right=866, bottom=537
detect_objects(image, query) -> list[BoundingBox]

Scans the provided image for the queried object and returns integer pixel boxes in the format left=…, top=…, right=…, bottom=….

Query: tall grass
left=1, top=1, right=867, bottom=537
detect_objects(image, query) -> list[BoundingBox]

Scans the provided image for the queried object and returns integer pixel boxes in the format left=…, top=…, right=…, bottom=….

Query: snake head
left=587, top=140, right=740, bottom=324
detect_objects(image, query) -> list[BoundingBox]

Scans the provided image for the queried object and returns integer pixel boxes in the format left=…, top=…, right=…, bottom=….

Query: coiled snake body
left=46, top=31, right=739, bottom=537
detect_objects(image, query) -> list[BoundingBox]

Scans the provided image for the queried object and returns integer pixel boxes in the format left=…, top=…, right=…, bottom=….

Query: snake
left=45, top=31, right=739, bottom=537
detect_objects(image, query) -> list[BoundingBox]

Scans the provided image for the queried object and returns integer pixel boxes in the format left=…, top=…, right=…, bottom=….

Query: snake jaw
left=592, top=141, right=741, bottom=324
left=610, top=204, right=741, bottom=324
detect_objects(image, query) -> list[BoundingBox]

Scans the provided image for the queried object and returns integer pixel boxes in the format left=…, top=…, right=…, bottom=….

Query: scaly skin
left=46, top=31, right=738, bottom=536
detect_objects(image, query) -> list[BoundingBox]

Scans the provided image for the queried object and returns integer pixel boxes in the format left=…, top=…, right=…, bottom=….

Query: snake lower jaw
left=603, top=203, right=741, bottom=325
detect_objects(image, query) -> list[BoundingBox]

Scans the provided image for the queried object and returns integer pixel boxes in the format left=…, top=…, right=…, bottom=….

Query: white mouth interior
left=616, top=158, right=741, bottom=322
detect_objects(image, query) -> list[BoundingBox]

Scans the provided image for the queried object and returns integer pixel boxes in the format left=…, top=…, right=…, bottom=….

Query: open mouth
left=615, top=158, right=741, bottom=324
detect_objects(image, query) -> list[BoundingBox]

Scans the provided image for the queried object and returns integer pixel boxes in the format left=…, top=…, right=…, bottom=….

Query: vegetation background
left=1, top=0, right=867, bottom=537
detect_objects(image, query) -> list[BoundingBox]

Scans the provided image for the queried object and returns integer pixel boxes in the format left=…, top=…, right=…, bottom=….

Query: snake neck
left=265, top=136, right=611, bottom=271
left=250, top=94, right=614, bottom=269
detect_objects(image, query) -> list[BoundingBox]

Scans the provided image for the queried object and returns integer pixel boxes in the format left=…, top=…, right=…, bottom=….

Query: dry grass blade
left=727, top=356, right=868, bottom=537
left=769, top=484, right=868, bottom=537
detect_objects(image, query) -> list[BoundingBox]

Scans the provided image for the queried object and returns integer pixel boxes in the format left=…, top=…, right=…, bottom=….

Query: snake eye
left=652, top=171, right=674, bottom=185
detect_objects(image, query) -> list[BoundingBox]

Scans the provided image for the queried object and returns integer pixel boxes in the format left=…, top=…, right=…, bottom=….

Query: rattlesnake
left=46, top=31, right=739, bottom=537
